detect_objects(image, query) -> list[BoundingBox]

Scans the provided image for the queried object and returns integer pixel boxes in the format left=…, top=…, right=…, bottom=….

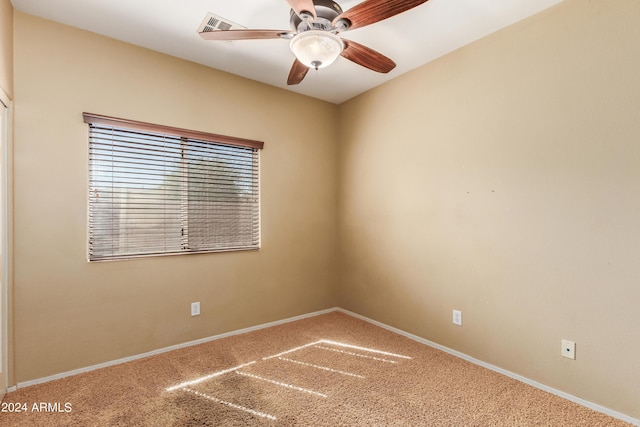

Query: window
left=83, top=113, right=263, bottom=261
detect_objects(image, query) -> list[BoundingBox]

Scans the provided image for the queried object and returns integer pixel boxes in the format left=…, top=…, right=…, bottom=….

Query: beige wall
left=13, top=12, right=338, bottom=383
left=0, top=0, right=12, bottom=98
left=338, top=0, right=640, bottom=419
left=0, top=0, right=13, bottom=98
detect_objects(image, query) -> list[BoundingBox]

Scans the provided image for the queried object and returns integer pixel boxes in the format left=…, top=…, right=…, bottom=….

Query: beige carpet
left=0, top=312, right=631, bottom=426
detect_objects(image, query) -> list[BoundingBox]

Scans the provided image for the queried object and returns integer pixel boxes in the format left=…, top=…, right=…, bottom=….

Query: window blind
left=84, top=113, right=262, bottom=261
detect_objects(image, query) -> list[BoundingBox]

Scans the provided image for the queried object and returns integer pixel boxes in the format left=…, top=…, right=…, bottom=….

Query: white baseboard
left=9, top=306, right=639, bottom=426
left=336, top=308, right=639, bottom=427
left=13, top=307, right=337, bottom=390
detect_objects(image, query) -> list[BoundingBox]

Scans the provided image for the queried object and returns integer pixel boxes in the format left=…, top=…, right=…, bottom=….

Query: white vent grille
left=198, top=13, right=246, bottom=44
left=202, top=15, right=232, bottom=32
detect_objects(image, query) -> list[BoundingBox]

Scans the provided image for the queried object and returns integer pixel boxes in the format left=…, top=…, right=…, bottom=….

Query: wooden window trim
left=83, top=112, right=264, bottom=150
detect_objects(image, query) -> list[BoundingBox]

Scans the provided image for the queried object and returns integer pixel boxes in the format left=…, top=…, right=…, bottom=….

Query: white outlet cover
left=452, top=309, right=462, bottom=326
left=561, top=339, right=576, bottom=359
left=191, top=302, right=200, bottom=317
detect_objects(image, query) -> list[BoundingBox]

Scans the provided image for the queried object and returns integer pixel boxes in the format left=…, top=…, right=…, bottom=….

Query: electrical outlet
left=561, top=339, right=575, bottom=360
left=452, top=309, right=462, bottom=326
left=191, top=302, right=200, bottom=317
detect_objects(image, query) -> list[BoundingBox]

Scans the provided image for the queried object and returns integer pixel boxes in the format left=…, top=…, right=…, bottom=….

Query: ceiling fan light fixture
left=289, top=30, right=344, bottom=70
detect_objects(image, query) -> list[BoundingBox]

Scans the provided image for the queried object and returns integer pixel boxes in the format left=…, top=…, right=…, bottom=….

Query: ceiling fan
left=199, top=0, right=430, bottom=85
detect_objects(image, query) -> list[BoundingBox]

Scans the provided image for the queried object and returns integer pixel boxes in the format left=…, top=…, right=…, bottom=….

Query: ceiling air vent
left=197, top=13, right=246, bottom=44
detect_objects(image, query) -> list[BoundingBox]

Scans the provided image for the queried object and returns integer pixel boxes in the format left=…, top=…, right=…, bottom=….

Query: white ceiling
left=11, top=0, right=562, bottom=104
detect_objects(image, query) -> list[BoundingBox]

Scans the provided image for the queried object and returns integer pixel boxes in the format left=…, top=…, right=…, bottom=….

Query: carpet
left=0, top=311, right=631, bottom=426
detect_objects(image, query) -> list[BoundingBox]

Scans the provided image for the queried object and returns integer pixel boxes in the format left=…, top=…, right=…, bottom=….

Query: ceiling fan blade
left=287, top=59, right=310, bottom=85
left=334, top=0, right=429, bottom=31
left=286, top=0, right=317, bottom=19
left=199, top=29, right=292, bottom=41
left=341, top=39, right=396, bottom=73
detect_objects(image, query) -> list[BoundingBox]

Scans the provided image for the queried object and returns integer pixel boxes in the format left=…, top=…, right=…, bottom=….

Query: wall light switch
left=561, top=339, right=575, bottom=360
left=191, top=302, right=200, bottom=317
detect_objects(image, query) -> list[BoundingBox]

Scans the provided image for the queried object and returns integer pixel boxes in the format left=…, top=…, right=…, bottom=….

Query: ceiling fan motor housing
left=290, top=0, right=345, bottom=33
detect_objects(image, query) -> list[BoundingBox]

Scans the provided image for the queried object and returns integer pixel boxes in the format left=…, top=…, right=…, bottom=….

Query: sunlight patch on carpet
left=166, top=339, right=412, bottom=421
left=236, top=371, right=328, bottom=398
left=166, top=360, right=257, bottom=392
left=314, top=345, right=400, bottom=363
left=181, top=387, right=277, bottom=421
left=262, top=340, right=324, bottom=360
left=278, top=356, right=365, bottom=378
left=320, top=340, right=413, bottom=359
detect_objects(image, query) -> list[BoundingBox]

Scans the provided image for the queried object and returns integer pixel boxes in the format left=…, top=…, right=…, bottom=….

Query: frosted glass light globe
left=290, top=30, right=344, bottom=70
